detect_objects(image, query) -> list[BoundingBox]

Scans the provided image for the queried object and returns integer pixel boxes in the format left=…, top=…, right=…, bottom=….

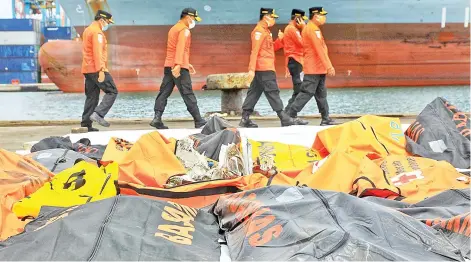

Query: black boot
left=150, top=111, right=168, bottom=129
left=195, top=118, right=207, bottom=128
left=189, top=108, right=207, bottom=128
left=287, top=108, right=309, bottom=125
left=81, top=125, right=99, bottom=132
left=277, top=111, right=295, bottom=127
left=239, top=111, right=258, bottom=128
left=320, top=117, right=339, bottom=126
left=90, top=112, right=110, bottom=127
left=293, top=117, right=309, bottom=125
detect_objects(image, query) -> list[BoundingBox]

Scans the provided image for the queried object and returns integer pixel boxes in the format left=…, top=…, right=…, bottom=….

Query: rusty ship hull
left=39, top=0, right=470, bottom=92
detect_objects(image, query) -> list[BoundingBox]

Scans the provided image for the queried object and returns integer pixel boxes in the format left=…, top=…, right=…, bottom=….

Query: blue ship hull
left=60, top=0, right=470, bottom=26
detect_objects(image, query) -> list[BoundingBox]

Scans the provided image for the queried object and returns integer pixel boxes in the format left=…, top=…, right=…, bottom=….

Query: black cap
left=291, top=9, right=308, bottom=20
left=182, top=7, right=202, bottom=22
left=309, top=7, right=328, bottom=16
left=260, top=8, right=279, bottom=18
left=96, top=10, right=114, bottom=24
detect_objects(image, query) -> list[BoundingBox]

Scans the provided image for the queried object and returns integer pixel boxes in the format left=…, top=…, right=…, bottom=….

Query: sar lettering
left=235, top=193, right=259, bottom=222
left=226, top=192, right=284, bottom=247
left=249, top=224, right=283, bottom=246
left=445, top=102, right=470, bottom=139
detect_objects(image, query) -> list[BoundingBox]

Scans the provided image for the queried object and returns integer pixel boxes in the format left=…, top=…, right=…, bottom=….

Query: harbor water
left=0, top=85, right=469, bottom=121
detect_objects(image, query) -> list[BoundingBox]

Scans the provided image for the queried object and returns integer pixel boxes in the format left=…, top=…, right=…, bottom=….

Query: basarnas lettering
left=154, top=201, right=198, bottom=245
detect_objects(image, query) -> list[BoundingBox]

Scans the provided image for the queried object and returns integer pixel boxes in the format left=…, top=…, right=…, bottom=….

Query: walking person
left=282, top=9, right=309, bottom=125
left=80, top=10, right=118, bottom=131
left=150, top=8, right=207, bottom=129
left=239, top=8, right=295, bottom=128
left=287, top=7, right=338, bottom=126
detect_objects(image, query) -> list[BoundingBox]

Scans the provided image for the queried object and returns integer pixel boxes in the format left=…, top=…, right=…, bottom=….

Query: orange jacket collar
left=92, top=21, right=103, bottom=33
left=257, top=20, right=269, bottom=30
left=177, top=19, right=189, bottom=29
left=308, top=20, right=321, bottom=30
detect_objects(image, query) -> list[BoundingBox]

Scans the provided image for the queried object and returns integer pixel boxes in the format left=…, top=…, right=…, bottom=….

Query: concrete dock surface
left=0, top=114, right=418, bottom=152
left=0, top=83, right=60, bottom=92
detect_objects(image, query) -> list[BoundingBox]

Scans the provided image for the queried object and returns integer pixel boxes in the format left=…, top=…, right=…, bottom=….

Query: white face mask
left=265, top=16, right=274, bottom=27
left=188, top=18, right=196, bottom=29
left=315, top=15, right=325, bottom=24
left=102, top=20, right=109, bottom=31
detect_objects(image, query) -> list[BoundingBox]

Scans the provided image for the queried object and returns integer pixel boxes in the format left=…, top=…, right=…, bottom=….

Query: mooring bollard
left=205, top=73, right=249, bottom=115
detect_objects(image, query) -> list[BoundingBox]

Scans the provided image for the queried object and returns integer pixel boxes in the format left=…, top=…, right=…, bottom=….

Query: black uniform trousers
left=242, top=70, right=284, bottom=113
left=289, top=74, right=330, bottom=120
left=81, top=72, right=118, bottom=127
left=154, top=67, right=200, bottom=118
left=284, top=57, right=303, bottom=115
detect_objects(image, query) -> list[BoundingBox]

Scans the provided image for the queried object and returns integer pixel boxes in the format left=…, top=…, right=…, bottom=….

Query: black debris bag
left=189, top=130, right=241, bottom=161
left=30, top=136, right=73, bottom=152
left=28, top=148, right=97, bottom=173
left=212, top=186, right=465, bottom=261
left=365, top=188, right=470, bottom=259
left=72, top=141, right=106, bottom=161
left=0, top=196, right=222, bottom=261
left=31, top=136, right=106, bottom=161
left=188, top=115, right=241, bottom=161
left=200, top=115, right=235, bottom=135
left=405, top=97, right=470, bottom=169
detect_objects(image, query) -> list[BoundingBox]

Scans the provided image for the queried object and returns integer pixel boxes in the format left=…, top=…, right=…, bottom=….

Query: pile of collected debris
left=0, top=97, right=469, bottom=261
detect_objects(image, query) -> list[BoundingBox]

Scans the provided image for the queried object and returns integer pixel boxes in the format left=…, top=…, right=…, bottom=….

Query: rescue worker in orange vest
left=80, top=10, right=118, bottom=131
left=287, top=7, right=338, bottom=126
left=150, top=8, right=207, bottom=129
left=282, top=9, right=309, bottom=125
left=240, top=8, right=295, bottom=128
